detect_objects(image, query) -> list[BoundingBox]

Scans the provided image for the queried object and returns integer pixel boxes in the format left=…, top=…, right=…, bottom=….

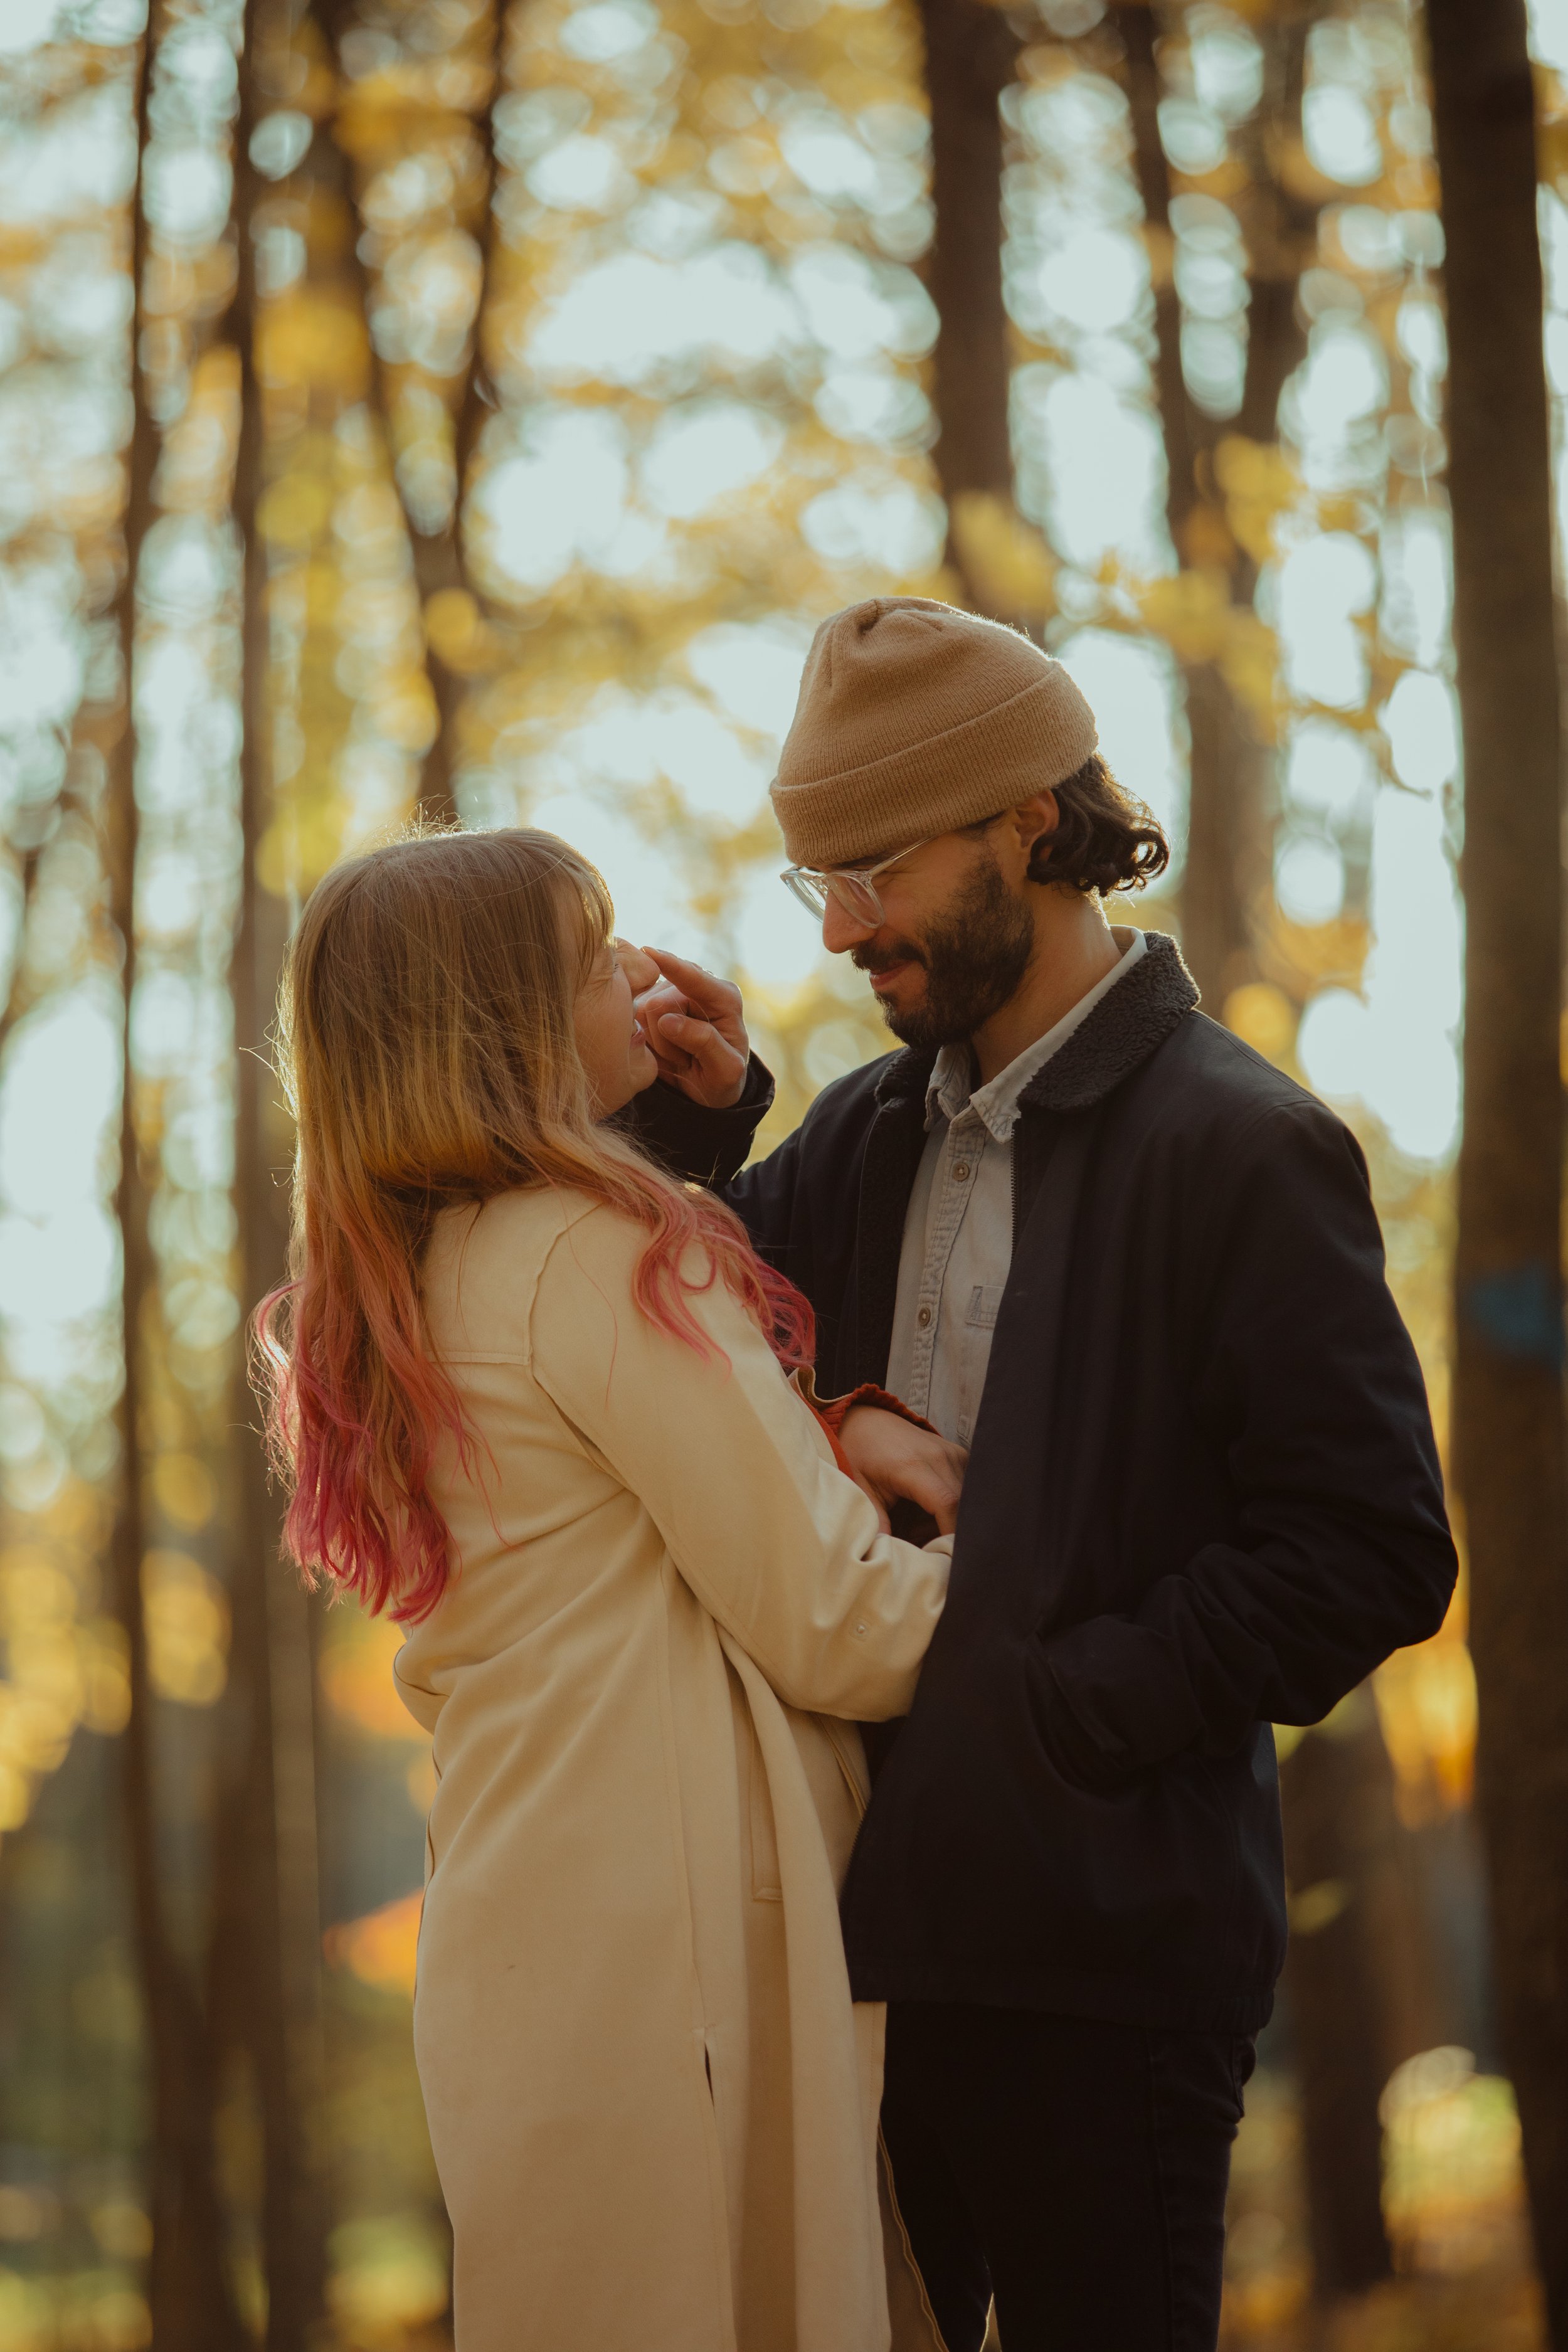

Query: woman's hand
left=837, top=1407, right=967, bottom=1537
left=620, top=943, right=750, bottom=1110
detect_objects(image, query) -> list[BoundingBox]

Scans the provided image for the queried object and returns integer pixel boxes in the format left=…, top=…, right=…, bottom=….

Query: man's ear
left=1007, top=790, right=1059, bottom=870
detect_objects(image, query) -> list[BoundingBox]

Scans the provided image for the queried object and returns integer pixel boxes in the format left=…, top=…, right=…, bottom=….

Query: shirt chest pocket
left=965, top=1285, right=1004, bottom=1332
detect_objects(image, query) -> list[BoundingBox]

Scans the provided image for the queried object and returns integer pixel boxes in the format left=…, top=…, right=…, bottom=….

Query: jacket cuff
left=621, top=1054, right=775, bottom=1187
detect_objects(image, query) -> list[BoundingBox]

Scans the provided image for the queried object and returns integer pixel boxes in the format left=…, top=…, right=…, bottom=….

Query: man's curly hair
left=1025, top=753, right=1170, bottom=896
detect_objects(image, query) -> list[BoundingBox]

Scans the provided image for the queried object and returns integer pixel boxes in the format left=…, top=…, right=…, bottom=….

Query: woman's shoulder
left=422, top=1187, right=657, bottom=1358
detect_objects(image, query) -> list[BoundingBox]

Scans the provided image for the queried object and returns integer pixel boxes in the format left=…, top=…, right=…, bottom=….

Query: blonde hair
left=255, top=827, right=812, bottom=1618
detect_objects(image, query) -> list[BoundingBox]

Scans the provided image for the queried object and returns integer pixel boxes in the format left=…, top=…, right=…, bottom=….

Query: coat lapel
left=842, top=1052, right=933, bottom=1391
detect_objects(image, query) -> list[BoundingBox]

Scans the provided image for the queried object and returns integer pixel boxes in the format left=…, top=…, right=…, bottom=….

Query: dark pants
left=881, top=2003, right=1254, bottom=2352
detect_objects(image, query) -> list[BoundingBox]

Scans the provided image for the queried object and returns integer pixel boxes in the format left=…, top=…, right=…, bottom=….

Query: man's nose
left=821, top=891, right=876, bottom=955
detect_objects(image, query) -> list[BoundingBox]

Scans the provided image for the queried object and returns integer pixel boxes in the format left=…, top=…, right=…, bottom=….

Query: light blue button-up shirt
left=885, top=928, right=1147, bottom=1446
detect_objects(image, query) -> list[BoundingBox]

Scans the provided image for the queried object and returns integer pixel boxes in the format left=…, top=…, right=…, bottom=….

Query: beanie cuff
left=771, top=672, right=1098, bottom=870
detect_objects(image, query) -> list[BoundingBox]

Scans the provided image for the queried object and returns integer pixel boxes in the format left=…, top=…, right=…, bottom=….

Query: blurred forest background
left=0, top=0, right=1565, bottom=2343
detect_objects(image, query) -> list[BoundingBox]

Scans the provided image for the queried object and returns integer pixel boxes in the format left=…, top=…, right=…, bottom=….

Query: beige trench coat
left=397, top=1189, right=952, bottom=2352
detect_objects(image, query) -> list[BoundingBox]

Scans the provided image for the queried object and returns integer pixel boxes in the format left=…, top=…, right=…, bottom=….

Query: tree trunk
left=216, top=6, right=330, bottom=2339
left=1120, top=9, right=1433, bottom=2300
left=1115, top=0, right=1266, bottom=1012
left=322, top=0, right=502, bottom=822
left=1279, top=1690, right=1448, bottom=2299
left=1117, top=2, right=1195, bottom=539
left=1428, top=2, right=1568, bottom=2338
left=106, top=18, right=246, bottom=2343
left=914, top=0, right=1022, bottom=608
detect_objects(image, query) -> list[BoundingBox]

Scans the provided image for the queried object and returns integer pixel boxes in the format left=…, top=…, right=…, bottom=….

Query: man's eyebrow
left=834, top=844, right=899, bottom=871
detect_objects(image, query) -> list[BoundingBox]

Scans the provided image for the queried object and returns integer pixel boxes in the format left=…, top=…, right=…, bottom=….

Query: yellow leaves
left=1381, top=2064, right=1527, bottom=2286
left=1138, top=571, right=1281, bottom=741
left=320, top=1609, right=425, bottom=1743
left=78, top=1619, right=130, bottom=1737
left=1177, top=501, right=1236, bottom=569
left=1259, top=905, right=1370, bottom=1001
left=1272, top=133, right=1345, bottom=213
left=324, top=1890, right=423, bottom=1998
left=0, top=1769, right=28, bottom=1838
left=142, top=1549, right=228, bottom=1708
left=255, top=288, right=371, bottom=401
left=948, top=492, right=1056, bottom=620
left=0, top=1530, right=113, bottom=1830
left=150, top=1450, right=216, bottom=1533
left=1537, top=68, right=1568, bottom=200
left=1376, top=1630, right=1478, bottom=1821
left=258, top=472, right=335, bottom=553
left=258, top=803, right=347, bottom=898
left=1140, top=439, right=1302, bottom=738
left=154, top=346, right=241, bottom=519
left=327, top=2215, right=450, bottom=2339
left=1220, top=608, right=1282, bottom=741
left=1222, top=982, right=1296, bottom=1066
left=374, top=678, right=440, bottom=751
left=424, top=586, right=507, bottom=676
left=1140, top=565, right=1232, bottom=665
left=1170, top=154, right=1249, bottom=204
left=1539, top=110, right=1568, bottom=193
left=1212, top=434, right=1297, bottom=567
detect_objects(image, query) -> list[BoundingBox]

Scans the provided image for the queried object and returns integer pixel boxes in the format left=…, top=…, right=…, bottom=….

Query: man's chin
left=877, top=995, right=960, bottom=1052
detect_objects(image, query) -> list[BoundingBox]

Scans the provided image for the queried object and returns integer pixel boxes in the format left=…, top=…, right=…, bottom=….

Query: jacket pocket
left=742, top=1710, right=782, bottom=1901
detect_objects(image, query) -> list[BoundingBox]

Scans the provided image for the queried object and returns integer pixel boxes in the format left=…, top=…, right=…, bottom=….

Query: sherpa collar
left=872, top=930, right=1199, bottom=1116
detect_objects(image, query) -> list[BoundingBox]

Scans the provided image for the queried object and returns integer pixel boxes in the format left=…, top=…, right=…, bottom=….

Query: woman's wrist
left=817, top=1383, right=935, bottom=1437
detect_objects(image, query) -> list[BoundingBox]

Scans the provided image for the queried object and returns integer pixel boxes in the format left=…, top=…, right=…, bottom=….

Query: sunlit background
left=0, top=0, right=1563, bottom=2341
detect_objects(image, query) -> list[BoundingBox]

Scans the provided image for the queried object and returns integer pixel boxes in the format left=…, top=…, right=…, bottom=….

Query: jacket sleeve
left=527, top=1208, right=948, bottom=1721
left=625, top=1057, right=820, bottom=1269
left=1033, top=1099, right=1458, bottom=1789
left=622, top=1055, right=775, bottom=1188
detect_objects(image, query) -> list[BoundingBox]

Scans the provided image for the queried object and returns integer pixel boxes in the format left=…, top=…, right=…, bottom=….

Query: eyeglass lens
left=783, top=869, right=882, bottom=926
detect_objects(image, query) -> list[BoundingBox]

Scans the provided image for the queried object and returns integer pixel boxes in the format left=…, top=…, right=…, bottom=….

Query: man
left=623, top=596, right=1456, bottom=2351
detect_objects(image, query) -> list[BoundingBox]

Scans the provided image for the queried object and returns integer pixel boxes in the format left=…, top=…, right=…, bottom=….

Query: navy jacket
left=630, top=933, right=1456, bottom=2031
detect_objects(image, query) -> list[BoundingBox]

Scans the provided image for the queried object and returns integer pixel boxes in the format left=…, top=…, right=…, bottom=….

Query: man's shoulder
left=1162, top=1009, right=1311, bottom=1101
left=1148, top=1011, right=1360, bottom=1166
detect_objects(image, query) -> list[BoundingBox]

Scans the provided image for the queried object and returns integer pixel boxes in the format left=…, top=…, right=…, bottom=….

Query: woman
left=255, top=828, right=961, bottom=2352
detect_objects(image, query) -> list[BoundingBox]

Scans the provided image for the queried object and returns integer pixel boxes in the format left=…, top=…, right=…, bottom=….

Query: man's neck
left=969, top=893, right=1123, bottom=1086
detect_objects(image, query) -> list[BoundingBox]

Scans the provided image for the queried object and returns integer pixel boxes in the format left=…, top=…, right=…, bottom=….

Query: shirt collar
left=924, top=928, right=1150, bottom=1143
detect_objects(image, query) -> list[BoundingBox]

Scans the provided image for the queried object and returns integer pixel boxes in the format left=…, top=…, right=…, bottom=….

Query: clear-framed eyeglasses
left=780, top=834, right=938, bottom=931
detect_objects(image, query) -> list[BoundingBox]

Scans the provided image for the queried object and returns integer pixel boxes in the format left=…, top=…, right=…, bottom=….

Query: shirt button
left=918, top=1306, right=932, bottom=1327
left=953, top=1162, right=970, bottom=1181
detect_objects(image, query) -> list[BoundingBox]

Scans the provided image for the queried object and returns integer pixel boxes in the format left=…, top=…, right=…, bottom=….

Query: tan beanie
left=770, top=596, right=1098, bottom=869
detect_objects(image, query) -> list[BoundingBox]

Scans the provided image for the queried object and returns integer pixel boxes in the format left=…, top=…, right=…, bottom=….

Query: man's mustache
left=852, top=936, right=927, bottom=977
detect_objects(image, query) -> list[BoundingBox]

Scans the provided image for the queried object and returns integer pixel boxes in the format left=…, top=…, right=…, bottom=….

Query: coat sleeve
left=1033, top=1099, right=1458, bottom=1789
left=527, top=1207, right=948, bottom=1721
left=622, top=1059, right=814, bottom=1262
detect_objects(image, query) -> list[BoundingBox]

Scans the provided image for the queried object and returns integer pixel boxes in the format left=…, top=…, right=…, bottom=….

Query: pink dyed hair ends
left=253, top=828, right=814, bottom=1624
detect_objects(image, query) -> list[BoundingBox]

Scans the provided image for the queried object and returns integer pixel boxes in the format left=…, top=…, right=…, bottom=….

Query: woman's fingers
left=897, top=1440, right=968, bottom=1536
left=844, top=1465, right=893, bottom=1535
left=835, top=1408, right=968, bottom=1536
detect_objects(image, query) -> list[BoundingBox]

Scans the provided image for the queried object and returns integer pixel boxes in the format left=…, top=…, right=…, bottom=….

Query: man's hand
left=624, top=943, right=750, bottom=1111
left=837, top=1407, right=967, bottom=1537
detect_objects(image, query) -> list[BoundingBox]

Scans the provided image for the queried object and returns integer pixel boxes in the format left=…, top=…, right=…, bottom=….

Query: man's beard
left=854, top=851, right=1034, bottom=1051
